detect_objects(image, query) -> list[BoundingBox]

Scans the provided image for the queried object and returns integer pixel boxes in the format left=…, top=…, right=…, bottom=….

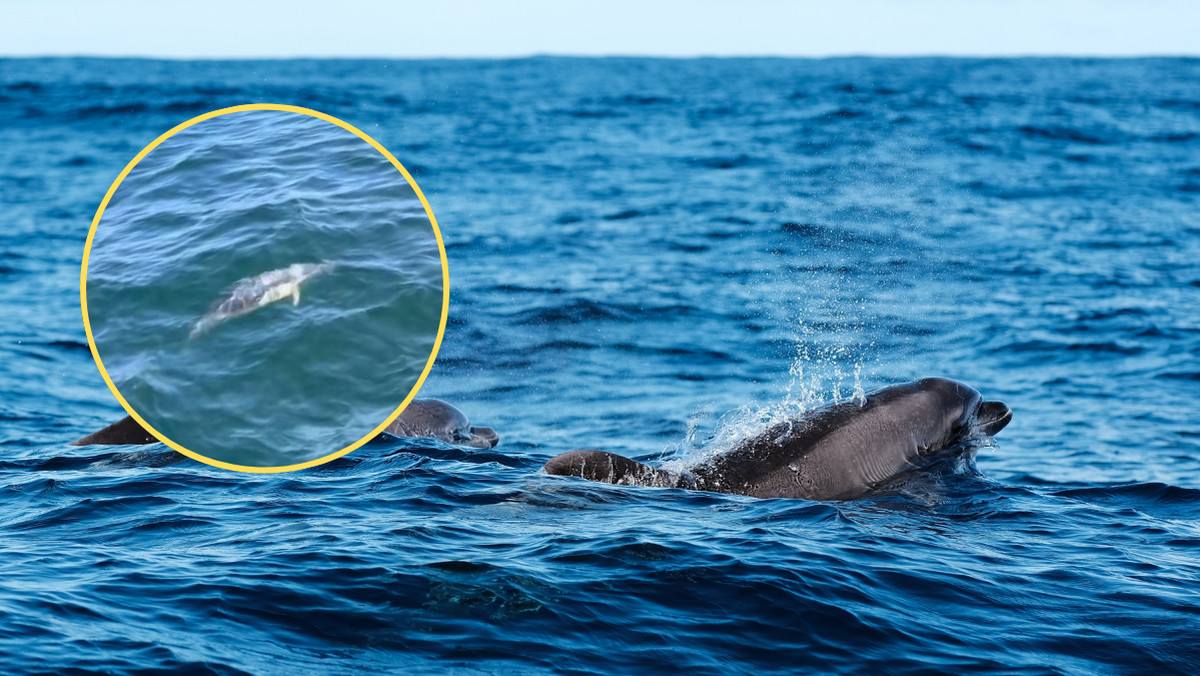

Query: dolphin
left=543, top=378, right=1011, bottom=500
left=71, top=398, right=499, bottom=449
left=189, top=262, right=334, bottom=338
left=382, top=399, right=499, bottom=449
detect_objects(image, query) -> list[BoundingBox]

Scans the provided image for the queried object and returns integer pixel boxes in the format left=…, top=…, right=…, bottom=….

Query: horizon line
left=3, top=52, right=1199, bottom=61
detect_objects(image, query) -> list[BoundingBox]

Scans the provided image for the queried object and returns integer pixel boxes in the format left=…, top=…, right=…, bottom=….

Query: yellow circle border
left=80, top=103, right=450, bottom=474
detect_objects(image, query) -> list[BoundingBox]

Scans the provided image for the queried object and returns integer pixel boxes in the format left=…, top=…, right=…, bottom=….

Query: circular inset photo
left=82, top=104, right=448, bottom=471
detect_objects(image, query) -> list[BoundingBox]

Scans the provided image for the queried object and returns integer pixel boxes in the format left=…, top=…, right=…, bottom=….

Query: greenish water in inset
left=86, top=109, right=444, bottom=467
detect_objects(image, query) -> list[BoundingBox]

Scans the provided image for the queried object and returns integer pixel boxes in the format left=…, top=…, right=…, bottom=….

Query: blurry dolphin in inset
left=543, top=378, right=1011, bottom=501
left=71, top=399, right=500, bottom=449
left=189, top=262, right=333, bottom=339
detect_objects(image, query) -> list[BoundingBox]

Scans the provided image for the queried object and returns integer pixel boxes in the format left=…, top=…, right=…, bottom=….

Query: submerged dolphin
left=189, top=262, right=333, bottom=338
left=543, top=378, right=1011, bottom=501
left=71, top=399, right=499, bottom=449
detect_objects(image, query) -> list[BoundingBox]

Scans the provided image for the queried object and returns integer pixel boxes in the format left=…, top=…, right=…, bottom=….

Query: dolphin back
left=692, top=378, right=999, bottom=500
left=543, top=450, right=683, bottom=488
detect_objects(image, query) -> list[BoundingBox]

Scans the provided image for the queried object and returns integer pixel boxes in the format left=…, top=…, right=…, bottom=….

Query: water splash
left=669, top=332, right=872, bottom=469
left=658, top=403, right=715, bottom=469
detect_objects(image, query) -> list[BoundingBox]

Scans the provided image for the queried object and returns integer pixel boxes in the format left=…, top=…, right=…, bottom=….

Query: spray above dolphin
left=189, top=262, right=334, bottom=339
left=543, top=378, right=1012, bottom=501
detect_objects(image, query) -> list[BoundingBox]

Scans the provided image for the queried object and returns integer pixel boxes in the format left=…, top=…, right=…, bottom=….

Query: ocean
left=1, top=57, right=1197, bottom=674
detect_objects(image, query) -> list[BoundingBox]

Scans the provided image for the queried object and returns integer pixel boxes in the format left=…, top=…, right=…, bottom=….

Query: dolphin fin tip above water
left=70, top=415, right=158, bottom=446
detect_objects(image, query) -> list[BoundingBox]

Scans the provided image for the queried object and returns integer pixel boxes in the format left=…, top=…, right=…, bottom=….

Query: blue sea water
left=86, top=107, right=444, bottom=468
left=1, top=57, right=1198, bottom=673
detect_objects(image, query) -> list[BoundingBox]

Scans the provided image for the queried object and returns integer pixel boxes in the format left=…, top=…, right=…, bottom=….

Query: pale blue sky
left=5, top=0, right=1198, bottom=58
